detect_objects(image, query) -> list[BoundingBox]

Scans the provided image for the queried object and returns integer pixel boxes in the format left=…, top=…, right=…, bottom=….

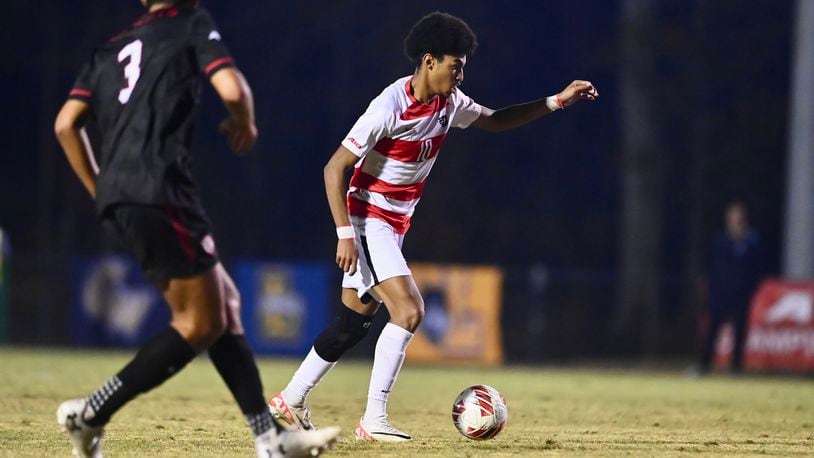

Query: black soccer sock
left=208, top=333, right=279, bottom=435
left=84, top=327, right=197, bottom=427
left=313, top=306, right=373, bottom=362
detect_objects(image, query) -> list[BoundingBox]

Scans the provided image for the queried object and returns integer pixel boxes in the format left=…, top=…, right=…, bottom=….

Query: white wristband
left=336, top=225, right=355, bottom=239
left=545, top=95, right=564, bottom=111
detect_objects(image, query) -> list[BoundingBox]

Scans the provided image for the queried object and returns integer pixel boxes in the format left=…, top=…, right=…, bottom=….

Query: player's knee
left=186, top=312, right=227, bottom=347
left=389, top=292, right=424, bottom=332
left=398, top=306, right=424, bottom=332
left=313, top=306, right=373, bottom=362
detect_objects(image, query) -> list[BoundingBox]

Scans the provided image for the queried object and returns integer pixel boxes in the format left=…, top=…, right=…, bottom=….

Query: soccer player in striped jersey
left=269, top=11, right=598, bottom=441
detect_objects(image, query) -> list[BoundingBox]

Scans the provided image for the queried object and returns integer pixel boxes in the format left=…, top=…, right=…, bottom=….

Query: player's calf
left=270, top=306, right=373, bottom=430
left=209, top=333, right=279, bottom=441
left=313, top=306, right=373, bottom=363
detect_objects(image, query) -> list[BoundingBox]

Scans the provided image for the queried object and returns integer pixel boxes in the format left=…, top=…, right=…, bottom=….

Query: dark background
left=0, top=1, right=792, bottom=360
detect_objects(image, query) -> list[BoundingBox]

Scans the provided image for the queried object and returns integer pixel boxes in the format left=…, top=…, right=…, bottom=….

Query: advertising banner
left=71, top=255, right=167, bottom=347
left=70, top=257, right=333, bottom=355
left=715, top=279, right=814, bottom=372
left=233, top=261, right=332, bottom=356
left=406, top=264, right=503, bottom=365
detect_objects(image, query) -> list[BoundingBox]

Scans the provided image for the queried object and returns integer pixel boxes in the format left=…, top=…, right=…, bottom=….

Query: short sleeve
left=450, top=89, right=483, bottom=129
left=341, top=104, right=394, bottom=158
left=67, top=62, right=94, bottom=103
left=190, top=9, right=234, bottom=78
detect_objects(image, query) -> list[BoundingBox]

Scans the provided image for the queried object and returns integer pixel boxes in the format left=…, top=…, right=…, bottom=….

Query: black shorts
left=102, top=204, right=219, bottom=285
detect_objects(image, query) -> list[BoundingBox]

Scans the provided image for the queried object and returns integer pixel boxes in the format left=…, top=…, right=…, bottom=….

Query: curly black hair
left=403, top=12, right=478, bottom=64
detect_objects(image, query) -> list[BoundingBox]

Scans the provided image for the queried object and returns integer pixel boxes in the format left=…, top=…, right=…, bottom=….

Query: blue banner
left=71, top=255, right=167, bottom=347
left=70, top=257, right=332, bottom=354
left=234, top=261, right=332, bottom=356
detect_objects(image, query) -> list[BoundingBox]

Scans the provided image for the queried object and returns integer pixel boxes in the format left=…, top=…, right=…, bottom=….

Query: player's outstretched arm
left=324, top=146, right=362, bottom=275
left=473, top=80, right=598, bottom=132
left=54, top=99, right=98, bottom=198
left=210, top=67, right=257, bottom=155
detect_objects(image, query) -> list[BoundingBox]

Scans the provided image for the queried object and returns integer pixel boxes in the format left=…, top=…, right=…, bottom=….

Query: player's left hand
left=557, top=80, right=599, bottom=108
left=218, top=118, right=258, bottom=154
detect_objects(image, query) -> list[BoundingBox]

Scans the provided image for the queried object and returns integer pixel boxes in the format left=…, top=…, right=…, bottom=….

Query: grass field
left=0, top=348, right=812, bottom=457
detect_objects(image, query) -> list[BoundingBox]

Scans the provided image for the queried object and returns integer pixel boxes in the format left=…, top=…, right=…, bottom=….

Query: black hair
left=403, top=12, right=478, bottom=64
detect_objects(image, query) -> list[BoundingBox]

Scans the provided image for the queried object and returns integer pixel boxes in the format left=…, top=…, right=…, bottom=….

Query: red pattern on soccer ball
left=471, top=385, right=495, bottom=416
left=452, top=385, right=508, bottom=441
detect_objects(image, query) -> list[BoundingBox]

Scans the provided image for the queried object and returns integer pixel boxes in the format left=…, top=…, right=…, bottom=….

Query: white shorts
left=341, top=216, right=411, bottom=303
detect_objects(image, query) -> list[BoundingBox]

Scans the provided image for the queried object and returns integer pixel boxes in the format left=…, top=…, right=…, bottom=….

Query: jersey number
left=117, top=39, right=143, bottom=104
left=417, top=138, right=434, bottom=162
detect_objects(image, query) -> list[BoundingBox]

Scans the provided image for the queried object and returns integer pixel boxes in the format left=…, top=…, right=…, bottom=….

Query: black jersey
left=67, top=5, right=235, bottom=214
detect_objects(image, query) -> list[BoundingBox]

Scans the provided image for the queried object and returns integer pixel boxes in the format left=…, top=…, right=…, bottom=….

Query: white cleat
left=354, top=417, right=412, bottom=442
left=269, top=392, right=315, bottom=431
left=56, top=399, right=104, bottom=458
left=256, top=426, right=341, bottom=457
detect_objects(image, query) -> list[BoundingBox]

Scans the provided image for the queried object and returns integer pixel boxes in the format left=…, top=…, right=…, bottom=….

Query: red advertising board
left=715, top=279, right=814, bottom=372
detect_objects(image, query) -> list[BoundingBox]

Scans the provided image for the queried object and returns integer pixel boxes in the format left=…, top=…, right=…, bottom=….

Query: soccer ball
left=451, top=384, right=508, bottom=440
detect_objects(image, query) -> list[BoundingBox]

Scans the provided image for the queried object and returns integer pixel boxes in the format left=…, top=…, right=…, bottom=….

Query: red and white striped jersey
left=341, top=76, right=483, bottom=234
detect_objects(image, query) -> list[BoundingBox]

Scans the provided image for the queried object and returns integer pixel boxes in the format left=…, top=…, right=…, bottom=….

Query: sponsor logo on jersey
left=438, top=115, right=448, bottom=127
left=346, top=137, right=363, bottom=149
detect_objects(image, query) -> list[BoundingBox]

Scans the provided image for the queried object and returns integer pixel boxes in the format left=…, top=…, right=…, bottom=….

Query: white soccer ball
left=451, top=384, right=508, bottom=440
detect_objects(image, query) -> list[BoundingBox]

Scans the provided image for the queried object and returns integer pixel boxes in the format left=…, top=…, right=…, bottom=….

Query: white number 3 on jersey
left=118, top=39, right=143, bottom=104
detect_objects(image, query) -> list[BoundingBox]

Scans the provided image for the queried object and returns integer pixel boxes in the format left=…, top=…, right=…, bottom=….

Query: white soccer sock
left=281, top=347, right=336, bottom=406
left=363, top=323, right=414, bottom=422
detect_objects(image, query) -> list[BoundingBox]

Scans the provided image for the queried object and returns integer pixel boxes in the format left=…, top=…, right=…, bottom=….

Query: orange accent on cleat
left=354, top=420, right=374, bottom=441
left=268, top=393, right=299, bottom=430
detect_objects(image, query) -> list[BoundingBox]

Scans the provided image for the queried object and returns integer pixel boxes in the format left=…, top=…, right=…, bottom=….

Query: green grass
left=0, top=348, right=812, bottom=457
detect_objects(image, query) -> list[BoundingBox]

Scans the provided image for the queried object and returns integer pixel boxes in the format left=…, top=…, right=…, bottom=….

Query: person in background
left=699, top=201, right=765, bottom=374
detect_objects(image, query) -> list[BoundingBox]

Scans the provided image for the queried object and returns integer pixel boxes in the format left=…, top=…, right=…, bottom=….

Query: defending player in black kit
left=53, top=1, right=339, bottom=456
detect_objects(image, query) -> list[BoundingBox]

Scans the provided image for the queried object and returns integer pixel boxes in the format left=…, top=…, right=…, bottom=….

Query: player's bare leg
left=354, top=275, right=421, bottom=442
left=371, top=275, right=424, bottom=333
left=179, top=264, right=340, bottom=456
left=57, top=268, right=224, bottom=458
left=162, top=266, right=227, bottom=349
left=196, top=264, right=280, bottom=448
left=272, top=289, right=378, bottom=431
left=344, top=287, right=382, bottom=316
left=58, top=264, right=339, bottom=458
